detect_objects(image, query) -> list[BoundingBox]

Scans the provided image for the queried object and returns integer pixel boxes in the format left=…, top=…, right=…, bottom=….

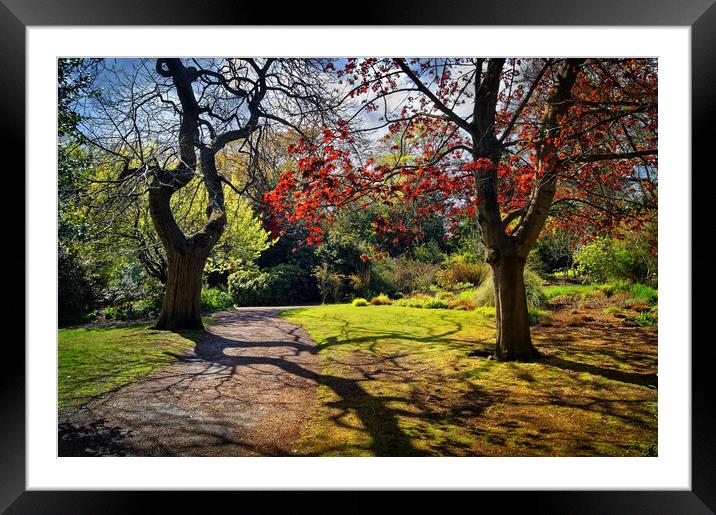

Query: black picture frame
left=2, top=0, right=712, bottom=512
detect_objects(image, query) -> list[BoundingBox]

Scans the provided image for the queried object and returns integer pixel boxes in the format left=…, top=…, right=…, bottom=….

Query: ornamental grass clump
left=370, top=293, right=392, bottom=305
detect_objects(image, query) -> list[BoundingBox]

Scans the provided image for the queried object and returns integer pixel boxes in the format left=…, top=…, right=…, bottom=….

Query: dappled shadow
left=60, top=306, right=657, bottom=457
left=191, top=331, right=429, bottom=456
left=538, top=354, right=657, bottom=388
left=312, top=312, right=474, bottom=352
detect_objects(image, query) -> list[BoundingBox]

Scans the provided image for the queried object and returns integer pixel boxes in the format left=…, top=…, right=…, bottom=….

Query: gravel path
left=59, top=307, right=320, bottom=457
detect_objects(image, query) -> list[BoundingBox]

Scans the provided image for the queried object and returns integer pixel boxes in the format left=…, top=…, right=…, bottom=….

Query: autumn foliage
left=265, top=58, right=657, bottom=251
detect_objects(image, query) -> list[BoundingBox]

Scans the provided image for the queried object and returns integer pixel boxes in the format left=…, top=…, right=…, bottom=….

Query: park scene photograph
left=58, top=57, right=658, bottom=457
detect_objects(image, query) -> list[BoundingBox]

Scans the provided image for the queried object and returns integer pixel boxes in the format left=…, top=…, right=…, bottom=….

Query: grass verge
left=58, top=319, right=208, bottom=409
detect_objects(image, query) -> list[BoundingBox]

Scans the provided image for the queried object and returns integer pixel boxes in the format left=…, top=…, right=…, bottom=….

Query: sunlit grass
left=282, top=304, right=657, bottom=457
left=58, top=320, right=207, bottom=408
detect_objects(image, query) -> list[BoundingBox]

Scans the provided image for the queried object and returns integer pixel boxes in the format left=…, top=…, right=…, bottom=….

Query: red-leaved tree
left=266, top=58, right=657, bottom=360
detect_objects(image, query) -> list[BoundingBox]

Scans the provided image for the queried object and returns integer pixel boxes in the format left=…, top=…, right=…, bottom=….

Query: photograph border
left=2, top=0, right=713, bottom=511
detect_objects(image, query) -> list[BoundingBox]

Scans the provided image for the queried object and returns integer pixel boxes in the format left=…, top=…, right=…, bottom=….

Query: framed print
left=2, top=0, right=713, bottom=512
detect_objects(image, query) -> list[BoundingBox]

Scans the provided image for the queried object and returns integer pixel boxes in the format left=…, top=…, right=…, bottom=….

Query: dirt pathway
left=59, top=308, right=320, bottom=456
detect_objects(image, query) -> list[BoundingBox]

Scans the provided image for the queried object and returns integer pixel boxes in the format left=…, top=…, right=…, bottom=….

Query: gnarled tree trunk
left=148, top=180, right=225, bottom=331
left=155, top=247, right=208, bottom=330
left=146, top=58, right=263, bottom=331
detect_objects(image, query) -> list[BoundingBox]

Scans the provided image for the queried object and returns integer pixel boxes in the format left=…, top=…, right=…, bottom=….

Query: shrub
left=473, top=268, right=547, bottom=309
left=553, top=268, right=580, bottom=280
left=412, top=240, right=446, bottom=264
left=448, top=289, right=478, bottom=310
left=528, top=308, right=551, bottom=326
left=396, top=258, right=440, bottom=293
left=534, top=230, right=578, bottom=273
left=132, top=297, right=161, bottom=318
left=369, top=257, right=439, bottom=297
left=435, top=255, right=489, bottom=290
left=229, top=264, right=313, bottom=306
left=370, top=293, right=392, bottom=305
left=103, top=305, right=131, bottom=320
left=201, top=287, right=234, bottom=311
left=394, top=293, right=432, bottom=308
left=584, top=289, right=606, bottom=299
left=352, top=297, right=369, bottom=307
left=268, top=263, right=315, bottom=304
left=473, top=276, right=495, bottom=307
left=314, top=263, right=345, bottom=304
left=424, top=298, right=449, bottom=309
left=58, top=246, right=102, bottom=325
left=597, top=280, right=630, bottom=297
left=349, top=269, right=371, bottom=298
left=629, top=283, right=658, bottom=304
left=629, top=311, right=657, bottom=326
left=103, top=298, right=160, bottom=321
left=574, top=237, right=654, bottom=283
left=625, top=300, right=652, bottom=313
left=228, top=268, right=271, bottom=306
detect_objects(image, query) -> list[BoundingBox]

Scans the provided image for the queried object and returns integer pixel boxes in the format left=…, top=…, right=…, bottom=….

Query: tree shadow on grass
left=188, top=333, right=434, bottom=456
left=536, top=354, right=658, bottom=388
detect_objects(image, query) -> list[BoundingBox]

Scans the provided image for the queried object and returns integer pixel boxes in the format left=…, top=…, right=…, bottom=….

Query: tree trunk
left=491, top=256, right=537, bottom=361
left=154, top=248, right=208, bottom=331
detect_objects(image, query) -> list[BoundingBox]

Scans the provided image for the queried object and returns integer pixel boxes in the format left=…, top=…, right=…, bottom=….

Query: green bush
left=447, top=289, right=478, bottom=310
left=473, top=268, right=547, bottom=309
left=395, top=258, right=439, bottom=293
left=424, top=298, right=449, bottom=309
left=574, top=237, right=655, bottom=283
left=352, top=297, right=369, bottom=307
left=349, top=269, right=371, bottom=298
left=201, top=287, right=234, bottom=311
left=228, top=268, right=272, bottom=306
left=435, top=255, right=490, bottom=290
left=412, top=241, right=446, bottom=264
left=268, top=263, right=315, bottom=304
left=553, top=268, right=580, bottom=280
left=314, top=263, right=345, bottom=304
left=132, top=297, right=161, bottom=318
left=629, top=311, right=657, bottom=326
left=394, top=293, right=432, bottom=308
left=528, top=308, right=550, bottom=326
left=369, top=257, right=439, bottom=296
left=58, top=246, right=102, bottom=325
left=229, top=264, right=313, bottom=306
left=629, top=283, right=658, bottom=305
left=370, top=293, right=392, bottom=305
left=103, top=305, right=132, bottom=320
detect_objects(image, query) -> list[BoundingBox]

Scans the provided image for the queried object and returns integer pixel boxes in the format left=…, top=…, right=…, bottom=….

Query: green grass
left=282, top=304, right=657, bottom=457
left=544, top=284, right=601, bottom=299
left=58, top=320, right=207, bottom=409
left=628, top=311, right=658, bottom=326
left=545, top=282, right=657, bottom=305
left=628, top=283, right=658, bottom=304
